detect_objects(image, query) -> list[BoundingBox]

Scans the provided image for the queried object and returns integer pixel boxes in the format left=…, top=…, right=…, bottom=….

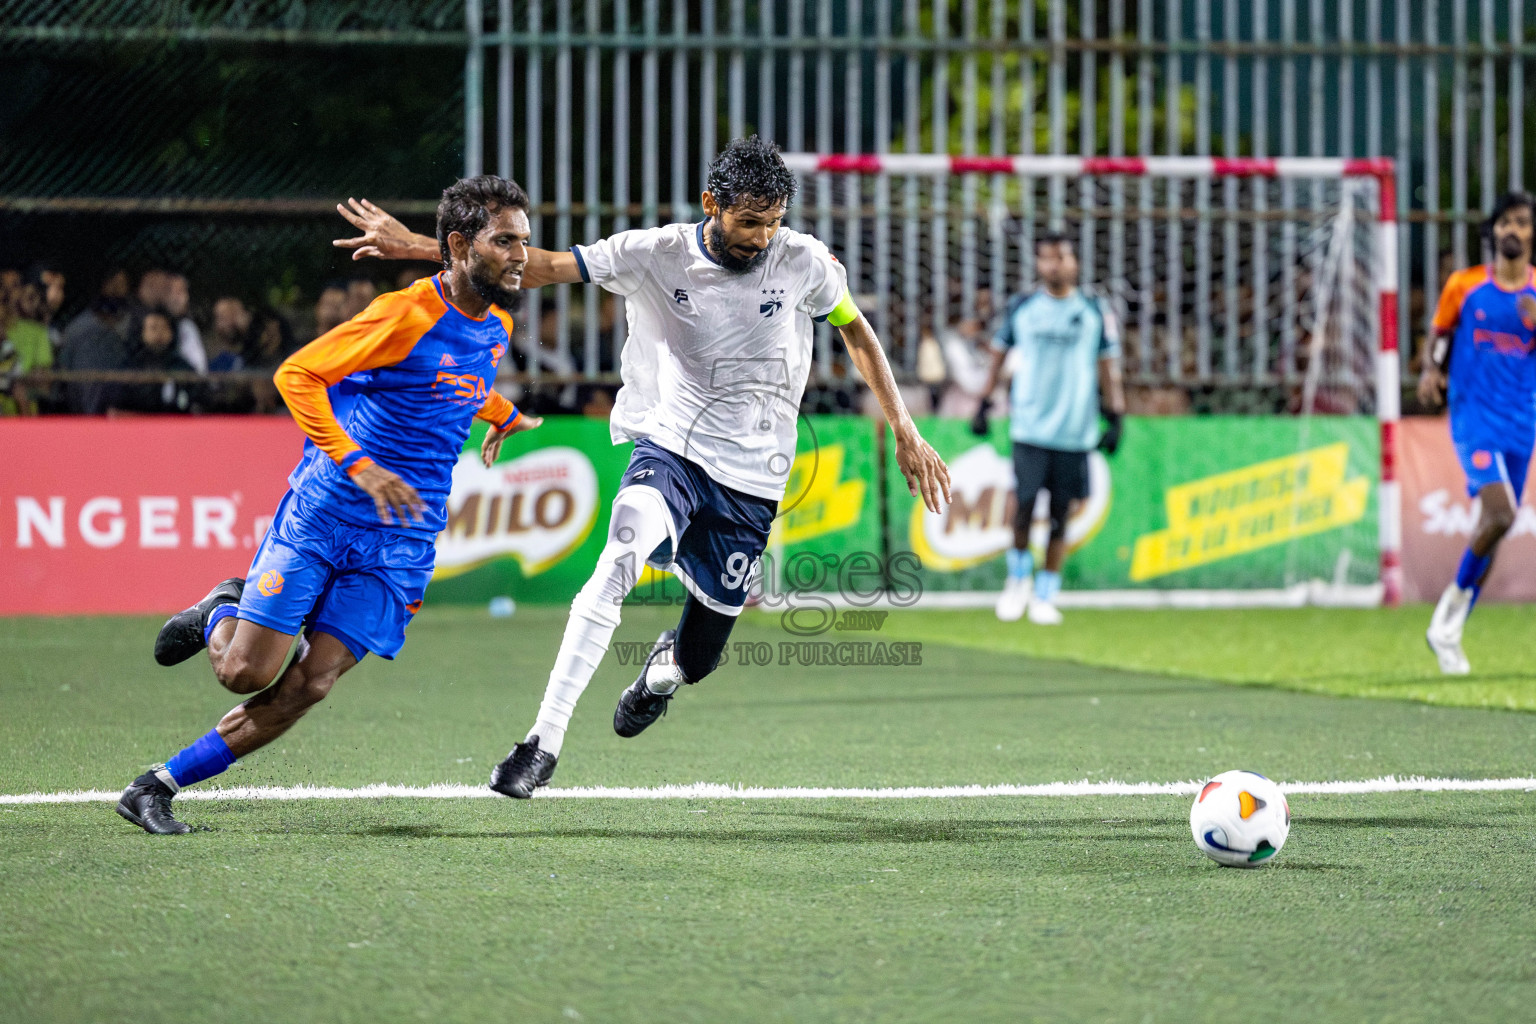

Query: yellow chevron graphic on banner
left=769, top=444, right=867, bottom=546
left=1130, top=442, right=1369, bottom=581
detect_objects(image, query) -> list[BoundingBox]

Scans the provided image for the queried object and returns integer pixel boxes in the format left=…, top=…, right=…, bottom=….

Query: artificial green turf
left=872, top=605, right=1536, bottom=711
left=2, top=608, right=1535, bottom=1023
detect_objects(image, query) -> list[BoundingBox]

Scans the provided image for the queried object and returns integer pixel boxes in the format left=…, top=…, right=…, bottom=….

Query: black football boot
left=116, top=772, right=192, bottom=835
left=153, top=577, right=245, bottom=666
left=613, top=630, right=683, bottom=738
left=489, top=737, right=559, bottom=799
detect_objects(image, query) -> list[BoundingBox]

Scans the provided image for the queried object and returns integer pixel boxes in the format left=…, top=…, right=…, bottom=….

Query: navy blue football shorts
left=621, top=439, right=778, bottom=616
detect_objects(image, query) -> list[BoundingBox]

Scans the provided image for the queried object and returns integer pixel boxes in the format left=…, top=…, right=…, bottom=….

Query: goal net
left=782, top=155, right=1401, bottom=606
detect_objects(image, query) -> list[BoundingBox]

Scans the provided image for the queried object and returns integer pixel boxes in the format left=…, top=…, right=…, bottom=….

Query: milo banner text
left=888, top=416, right=1380, bottom=593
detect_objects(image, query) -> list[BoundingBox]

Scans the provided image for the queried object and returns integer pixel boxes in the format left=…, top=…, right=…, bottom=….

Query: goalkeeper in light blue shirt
left=971, top=231, right=1125, bottom=625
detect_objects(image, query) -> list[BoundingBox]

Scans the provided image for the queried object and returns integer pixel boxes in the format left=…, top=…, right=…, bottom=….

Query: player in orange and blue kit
left=116, top=176, right=543, bottom=834
left=1418, top=190, right=1536, bottom=675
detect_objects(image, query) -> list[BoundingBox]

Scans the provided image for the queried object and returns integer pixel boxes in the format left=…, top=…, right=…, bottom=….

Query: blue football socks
left=1005, top=547, right=1034, bottom=581
left=204, top=602, right=239, bottom=645
left=1034, top=570, right=1062, bottom=604
left=155, top=729, right=237, bottom=793
left=1454, top=548, right=1490, bottom=590
left=1454, top=548, right=1491, bottom=609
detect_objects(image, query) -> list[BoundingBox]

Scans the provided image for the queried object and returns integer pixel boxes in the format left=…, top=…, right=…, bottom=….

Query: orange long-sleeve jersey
left=274, top=274, right=520, bottom=536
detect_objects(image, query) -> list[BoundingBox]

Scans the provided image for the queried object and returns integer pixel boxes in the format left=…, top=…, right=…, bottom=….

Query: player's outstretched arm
left=333, top=198, right=439, bottom=262
left=332, top=198, right=585, bottom=287
left=838, top=311, right=952, bottom=513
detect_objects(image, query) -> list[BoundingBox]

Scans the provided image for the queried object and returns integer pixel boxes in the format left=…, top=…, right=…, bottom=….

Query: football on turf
left=1189, top=770, right=1290, bottom=868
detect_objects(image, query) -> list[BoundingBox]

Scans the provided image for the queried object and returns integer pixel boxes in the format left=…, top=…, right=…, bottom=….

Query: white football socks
left=645, top=650, right=687, bottom=696
left=527, top=609, right=616, bottom=757
left=526, top=487, right=673, bottom=758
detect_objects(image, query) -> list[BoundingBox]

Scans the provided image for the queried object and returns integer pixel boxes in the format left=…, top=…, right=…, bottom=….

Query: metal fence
left=6, top=0, right=1535, bottom=390
left=468, top=0, right=1534, bottom=389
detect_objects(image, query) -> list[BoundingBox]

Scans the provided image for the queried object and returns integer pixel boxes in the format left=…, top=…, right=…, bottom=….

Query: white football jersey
left=572, top=221, right=848, bottom=501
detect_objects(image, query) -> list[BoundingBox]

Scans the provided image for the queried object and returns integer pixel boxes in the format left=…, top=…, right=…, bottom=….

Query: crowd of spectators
left=0, top=264, right=1030, bottom=421
left=0, top=265, right=394, bottom=417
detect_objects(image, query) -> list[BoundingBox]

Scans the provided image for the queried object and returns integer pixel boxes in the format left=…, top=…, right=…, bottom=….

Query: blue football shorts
left=236, top=489, right=435, bottom=661
left=621, top=439, right=778, bottom=616
left=1450, top=418, right=1533, bottom=501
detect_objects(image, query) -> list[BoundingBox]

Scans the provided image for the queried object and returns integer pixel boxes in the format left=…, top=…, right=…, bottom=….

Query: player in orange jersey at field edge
left=114, top=175, right=544, bottom=835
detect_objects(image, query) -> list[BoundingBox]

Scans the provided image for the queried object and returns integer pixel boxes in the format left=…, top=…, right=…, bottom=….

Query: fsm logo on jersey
left=908, top=443, right=1112, bottom=571
left=435, top=446, right=600, bottom=578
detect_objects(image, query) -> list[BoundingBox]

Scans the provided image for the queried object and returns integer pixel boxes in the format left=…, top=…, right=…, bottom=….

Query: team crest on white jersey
left=572, top=222, right=849, bottom=500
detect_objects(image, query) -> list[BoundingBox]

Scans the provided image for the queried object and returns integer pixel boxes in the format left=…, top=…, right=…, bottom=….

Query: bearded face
left=469, top=247, right=520, bottom=308
left=1497, top=228, right=1527, bottom=261
left=707, top=217, right=772, bottom=275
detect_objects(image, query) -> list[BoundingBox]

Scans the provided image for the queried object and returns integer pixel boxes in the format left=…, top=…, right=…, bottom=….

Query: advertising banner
left=888, top=416, right=1380, bottom=593
left=0, top=417, right=301, bottom=615
left=1399, top=416, right=1536, bottom=602
left=4, top=413, right=1456, bottom=614
left=425, top=417, right=633, bottom=606
left=0, top=415, right=883, bottom=615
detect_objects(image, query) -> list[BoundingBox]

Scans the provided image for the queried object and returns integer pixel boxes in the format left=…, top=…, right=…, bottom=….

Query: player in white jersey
left=335, top=137, right=951, bottom=796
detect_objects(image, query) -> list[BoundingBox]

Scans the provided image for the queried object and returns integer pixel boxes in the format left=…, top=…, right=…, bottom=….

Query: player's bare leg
left=1469, top=480, right=1518, bottom=558
left=153, top=577, right=246, bottom=666
left=211, top=631, right=357, bottom=755
left=1428, top=481, right=1516, bottom=674
left=117, top=632, right=357, bottom=834
left=207, top=618, right=307, bottom=695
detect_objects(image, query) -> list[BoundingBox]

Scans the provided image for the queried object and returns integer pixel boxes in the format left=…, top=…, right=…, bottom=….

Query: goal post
left=779, top=153, right=1402, bottom=607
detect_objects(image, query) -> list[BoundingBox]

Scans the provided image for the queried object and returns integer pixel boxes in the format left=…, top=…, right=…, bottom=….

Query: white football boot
left=1027, top=600, right=1064, bottom=626
left=1425, top=582, right=1473, bottom=675
left=995, top=577, right=1031, bottom=622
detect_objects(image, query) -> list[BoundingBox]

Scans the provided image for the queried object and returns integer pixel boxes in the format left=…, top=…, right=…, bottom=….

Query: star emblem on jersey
left=760, top=288, right=785, bottom=317
left=673, top=289, right=689, bottom=304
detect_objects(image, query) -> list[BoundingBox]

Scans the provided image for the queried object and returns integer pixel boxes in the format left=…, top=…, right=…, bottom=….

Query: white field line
left=2, top=776, right=1534, bottom=806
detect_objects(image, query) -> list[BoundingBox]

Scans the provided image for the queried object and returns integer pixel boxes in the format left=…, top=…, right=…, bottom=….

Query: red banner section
left=0, top=417, right=303, bottom=614
left=1400, top=416, right=1536, bottom=602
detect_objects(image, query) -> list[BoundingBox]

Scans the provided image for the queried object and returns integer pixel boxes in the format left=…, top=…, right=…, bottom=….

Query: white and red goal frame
left=781, top=153, right=1403, bottom=606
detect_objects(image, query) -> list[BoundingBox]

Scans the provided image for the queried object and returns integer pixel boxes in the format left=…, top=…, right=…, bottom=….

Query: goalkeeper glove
left=1098, top=410, right=1123, bottom=456
left=969, top=397, right=993, bottom=437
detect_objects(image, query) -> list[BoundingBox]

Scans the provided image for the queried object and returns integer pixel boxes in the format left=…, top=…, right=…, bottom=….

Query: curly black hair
left=706, top=135, right=798, bottom=214
left=436, top=174, right=531, bottom=266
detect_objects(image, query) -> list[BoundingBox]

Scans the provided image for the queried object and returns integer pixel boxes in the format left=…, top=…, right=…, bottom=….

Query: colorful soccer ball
left=1189, top=770, right=1291, bottom=868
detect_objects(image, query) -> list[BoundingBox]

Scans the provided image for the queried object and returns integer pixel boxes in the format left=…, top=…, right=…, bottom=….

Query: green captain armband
left=826, top=290, right=861, bottom=327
